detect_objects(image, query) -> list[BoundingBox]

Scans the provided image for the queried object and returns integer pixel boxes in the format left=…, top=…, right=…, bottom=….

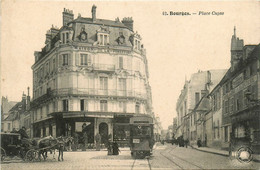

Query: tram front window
left=133, top=126, right=151, bottom=136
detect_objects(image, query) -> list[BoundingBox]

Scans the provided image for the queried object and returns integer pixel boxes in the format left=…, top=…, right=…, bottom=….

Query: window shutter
left=127, top=57, right=132, bottom=70
left=88, top=54, right=92, bottom=64
left=75, top=53, right=79, bottom=66
left=85, top=100, right=88, bottom=111
left=68, top=53, right=72, bottom=65
left=59, top=55, right=62, bottom=67
left=69, top=99, right=73, bottom=111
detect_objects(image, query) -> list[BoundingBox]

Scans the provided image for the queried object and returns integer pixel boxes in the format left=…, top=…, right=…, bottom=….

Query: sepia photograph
left=0, top=0, right=260, bottom=169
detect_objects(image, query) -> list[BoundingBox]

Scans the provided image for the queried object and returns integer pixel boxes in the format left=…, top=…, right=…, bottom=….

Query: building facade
left=176, top=69, right=227, bottom=142
left=30, top=6, right=153, bottom=145
left=217, top=28, right=260, bottom=152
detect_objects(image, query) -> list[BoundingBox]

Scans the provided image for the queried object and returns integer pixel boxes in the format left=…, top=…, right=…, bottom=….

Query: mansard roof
left=70, top=17, right=128, bottom=28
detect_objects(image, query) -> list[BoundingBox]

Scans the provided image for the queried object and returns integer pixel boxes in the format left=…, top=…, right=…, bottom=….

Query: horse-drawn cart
left=1, top=133, right=67, bottom=162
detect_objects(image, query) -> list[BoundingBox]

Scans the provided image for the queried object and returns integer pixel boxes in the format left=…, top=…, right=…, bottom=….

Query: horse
left=38, top=136, right=73, bottom=161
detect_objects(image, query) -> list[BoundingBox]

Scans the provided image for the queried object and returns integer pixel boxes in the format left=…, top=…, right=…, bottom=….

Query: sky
left=1, top=1, right=260, bottom=129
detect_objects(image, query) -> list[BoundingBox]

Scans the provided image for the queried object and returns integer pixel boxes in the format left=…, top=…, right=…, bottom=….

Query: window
left=46, top=62, right=49, bottom=74
left=80, top=99, right=87, bottom=111
left=212, top=95, right=216, bottom=111
left=40, top=108, right=43, bottom=119
left=135, top=102, right=140, bottom=113
left=53, top=58, right=56, bottom=70
left=184, top=101, right=187, bottom=115
left=195, top=92, right=200, bottom=105
left=119, top=57, right=123, bottom=69
left=104, top=35, right=108, bottom=44
left=217, top=92, right=221, bottom=110
left=53, top=102, right=56, bottom=112
left=80, top=54, right=88, bottom=65
left=225, top=100, right=228, bottom=113
left=98, top=34, right=109, bottom=46
left=66, top=33, right=69, bottom=43
left=8, top=123, right=11, bottom=131
left=119, top=78, right=126, bottom=91
left=224, top=126, right=228, bottom=142
left=100, top=100, right=107, bottom=111
left=1, top=123, right=4, bottom=132
left=63, top=99, right=68, bottom=111
left=62, top=54, right=68, bottom=66
left=100, top=34, right=104, bottom=45
left=46, top=104, right=49, bottom=115
left=230, top=98, right=234, bottom=112
left=62, top=32, right=69, bottom=44
left=236, top=98, right=240, bottom=111
left=194, top=112, right=196, bottom=125
left=119, top=101, right=126, bottom=113
left=100, top=77, right=108, bottom=90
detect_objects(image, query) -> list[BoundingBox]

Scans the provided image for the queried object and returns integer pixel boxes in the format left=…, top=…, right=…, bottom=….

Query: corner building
left=31, top=6, right=153, bottom=145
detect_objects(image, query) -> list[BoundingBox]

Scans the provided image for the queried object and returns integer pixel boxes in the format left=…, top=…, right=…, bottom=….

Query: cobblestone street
left=1, top=144, right=259, bottom=170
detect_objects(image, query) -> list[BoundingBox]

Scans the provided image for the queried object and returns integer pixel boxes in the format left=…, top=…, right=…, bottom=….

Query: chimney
left=63, top=8, right=74, bottom=26
left=92, top=5, right=97, bottom=22
left=26, top=87, right=30, bottom=110
left=122, top=17, right=134, bottom=31
left=50, top=25, right=59, bottom=38
left=45, top=30, right=52, bottom=44
left=22, top=91, right=26, bottom=111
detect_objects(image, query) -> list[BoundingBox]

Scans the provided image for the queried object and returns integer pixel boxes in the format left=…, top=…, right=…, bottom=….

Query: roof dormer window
left=60, top=30, right=72, bottom=44
left=97, top=25, right=110, bottom=46
left=98, top=33, right=109, bottom=46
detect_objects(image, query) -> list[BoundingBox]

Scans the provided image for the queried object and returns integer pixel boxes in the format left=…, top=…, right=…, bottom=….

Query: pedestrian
left=112, top=141, right=120, bottom=155
left=185, top=139, right=189, bottom=148
left=107, top=141, right=113, bottom=155
left=95, top=133, right=101, bottom=151
left=197, top=138, right=202, bottom=148
left=82, top=132, right=88, bottom=151
left=73, top=133, right=79, bottom=151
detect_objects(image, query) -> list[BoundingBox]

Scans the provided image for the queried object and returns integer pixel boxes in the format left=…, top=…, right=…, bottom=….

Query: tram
left=129, top=115, right=154, bottom=159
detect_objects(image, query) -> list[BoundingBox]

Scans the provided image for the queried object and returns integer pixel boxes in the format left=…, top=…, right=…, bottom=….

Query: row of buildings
left=1, top=5, right=162, bottom=144
left=175, top=28, right=260, bottom=152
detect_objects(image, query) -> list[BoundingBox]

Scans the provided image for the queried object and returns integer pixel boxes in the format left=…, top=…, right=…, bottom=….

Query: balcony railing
left=49, top=88, right=147, bottom=99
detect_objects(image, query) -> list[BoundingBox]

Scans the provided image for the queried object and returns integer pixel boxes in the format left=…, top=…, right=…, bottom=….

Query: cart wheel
left=25, top=149, right=38, bottom=162
left=1, top=147, right=6, bottom=162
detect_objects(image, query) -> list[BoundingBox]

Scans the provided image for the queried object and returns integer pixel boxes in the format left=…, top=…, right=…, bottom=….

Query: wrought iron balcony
left=49, top=88, right=147, bottom=99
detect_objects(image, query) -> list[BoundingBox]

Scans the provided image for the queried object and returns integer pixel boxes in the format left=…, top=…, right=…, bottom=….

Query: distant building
left=1, top=88, right=31, bottom=136
left=1, top=96, right=18, bottom=120
left=30, top=6, right=153, bottom=145
left=176, top=69, right=227, bottom=142
left=154, top=115, right=163, bottom=142
left=189, top=28, right=260, bottom=151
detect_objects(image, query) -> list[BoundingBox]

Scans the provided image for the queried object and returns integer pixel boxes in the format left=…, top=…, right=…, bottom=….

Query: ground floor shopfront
left=230, top=106, right=260, bottom=153
left=32, top=112, right=144, bottom=146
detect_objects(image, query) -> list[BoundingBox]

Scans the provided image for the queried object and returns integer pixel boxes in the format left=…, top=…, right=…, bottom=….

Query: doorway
left=99, top=123, right=108, bottom=146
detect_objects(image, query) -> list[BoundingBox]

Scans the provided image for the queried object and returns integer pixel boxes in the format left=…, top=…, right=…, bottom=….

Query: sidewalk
left=190, top=145, right=260, bottom=162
